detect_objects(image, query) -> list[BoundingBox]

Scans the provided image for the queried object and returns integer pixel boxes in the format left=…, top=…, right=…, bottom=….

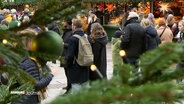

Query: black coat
left=90, top=35, right=108, bottom=80
left=62, top=26, right=72, bottom=50
left=66, top=29, right=89, bottom=84
left=121, top=18, right=146, bottom=66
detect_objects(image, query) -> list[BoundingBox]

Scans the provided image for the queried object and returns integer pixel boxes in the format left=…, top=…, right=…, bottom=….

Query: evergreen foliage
left=51, top=42, right=184, bottom=104
left=0, top=0, right=83, bottom=103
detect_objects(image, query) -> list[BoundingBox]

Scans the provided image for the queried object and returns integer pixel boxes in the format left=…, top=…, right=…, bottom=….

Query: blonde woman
left=176, top=20, right=184, bottom=83
left=166, top=14, right=179, bottom=37
left=175, top=20, right=184, bottom=42
left=12, top=28, right=56, bottom=104
left=140, top=18, right=159, bottom=50
left=90, top=22, right=108, bottom=81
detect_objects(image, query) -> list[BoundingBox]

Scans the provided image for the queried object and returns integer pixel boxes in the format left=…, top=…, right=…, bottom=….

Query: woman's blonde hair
left=19, top=28, right=38, bottom=50
left=140, top=18, right=152, bottom=28
left=166, top=14, right=174, bottom=25
left=90, top=23, right=107, bottom=42
left=179, top=20, right=184, bottom=26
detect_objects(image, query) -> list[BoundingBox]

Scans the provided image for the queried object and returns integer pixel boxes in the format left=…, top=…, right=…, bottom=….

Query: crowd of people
left=0, top=7, right=32, bottom=30
left=112, top=7, right=184, bottom=70
left=0, top=4, right=184, bottom=104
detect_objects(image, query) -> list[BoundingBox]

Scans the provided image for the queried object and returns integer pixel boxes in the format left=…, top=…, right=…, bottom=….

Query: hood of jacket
left=145, top=25, right=157, bottom=38
left=95, top=35, right=108, bottom=46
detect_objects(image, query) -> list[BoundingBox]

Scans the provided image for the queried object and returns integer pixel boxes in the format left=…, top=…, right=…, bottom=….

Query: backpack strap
left=159, top=27, right=166, bottom=38
left=73, top=34, right=87, bottom=38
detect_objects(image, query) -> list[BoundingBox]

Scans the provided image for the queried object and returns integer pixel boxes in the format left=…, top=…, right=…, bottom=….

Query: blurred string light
left=90, top=64, right=103, bottom=79
left=90, top=64, right=97, bottom=71
left=119, top=50, right=126, bottom=57
left=2, top=39, right=8, bottom=45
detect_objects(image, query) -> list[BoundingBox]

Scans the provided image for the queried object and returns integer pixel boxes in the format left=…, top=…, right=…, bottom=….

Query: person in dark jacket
left=12, top=27, right=56, bottom=104
left=66, top=18, right=89, bottom=92
left=89, top=22, right=108, bottom=80
left=121, top=12, right=146, bottom=67
left=46, top=22, right=62, bottom=36
left=140, top=18, right=159, bottom=51
left=61, top=18, right=73, bottom=93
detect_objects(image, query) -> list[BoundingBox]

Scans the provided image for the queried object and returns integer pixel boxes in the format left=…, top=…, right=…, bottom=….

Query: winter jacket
left=145, top=25, right=159, bottom=50
left=90, top=35, right=108, bottom=80
left=12, top=58, right=53, bottom=104
left=121, top=17, right=146, bottom=66
left=156, top=26, right=173, bottom=45
left=61, top=25, right=72, bottom=67
left=111, top=37, right=122, bottom=75
left=4, top=14, right=12, bottom=22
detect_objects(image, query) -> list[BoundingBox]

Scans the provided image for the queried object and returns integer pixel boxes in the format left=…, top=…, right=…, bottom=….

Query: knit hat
left=127, top=12, right=139, bottom=20
left=148, top=13, right=154, bottom=19
left=113, top=30, right=123, bottom=38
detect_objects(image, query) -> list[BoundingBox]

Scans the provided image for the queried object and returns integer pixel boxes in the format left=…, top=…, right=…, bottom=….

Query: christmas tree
left=0, top=0, right=83, bottom=103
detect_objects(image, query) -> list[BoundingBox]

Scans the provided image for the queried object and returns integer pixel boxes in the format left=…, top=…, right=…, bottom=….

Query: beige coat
left=157, top=26, right=173, bottom=44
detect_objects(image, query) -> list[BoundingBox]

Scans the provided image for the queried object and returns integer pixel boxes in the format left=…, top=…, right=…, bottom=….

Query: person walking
left=61, top=18, right=73, bottom=93
left=121, top=12, right=146, bottom=67
left=89, top=22, right=108, bottom=81
left=66, top=18, right=89, bottom=92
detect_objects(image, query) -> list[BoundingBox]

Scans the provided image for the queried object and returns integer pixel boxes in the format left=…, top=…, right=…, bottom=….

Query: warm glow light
left=119, top=50, right=126, bottom=57
left=90, top=64, right=97, bottom=71
left=110, top=17, right=122, bottom=24
left=2, top=39, right=8, bottom=44
left=159, top=3, right=170, bottom=15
